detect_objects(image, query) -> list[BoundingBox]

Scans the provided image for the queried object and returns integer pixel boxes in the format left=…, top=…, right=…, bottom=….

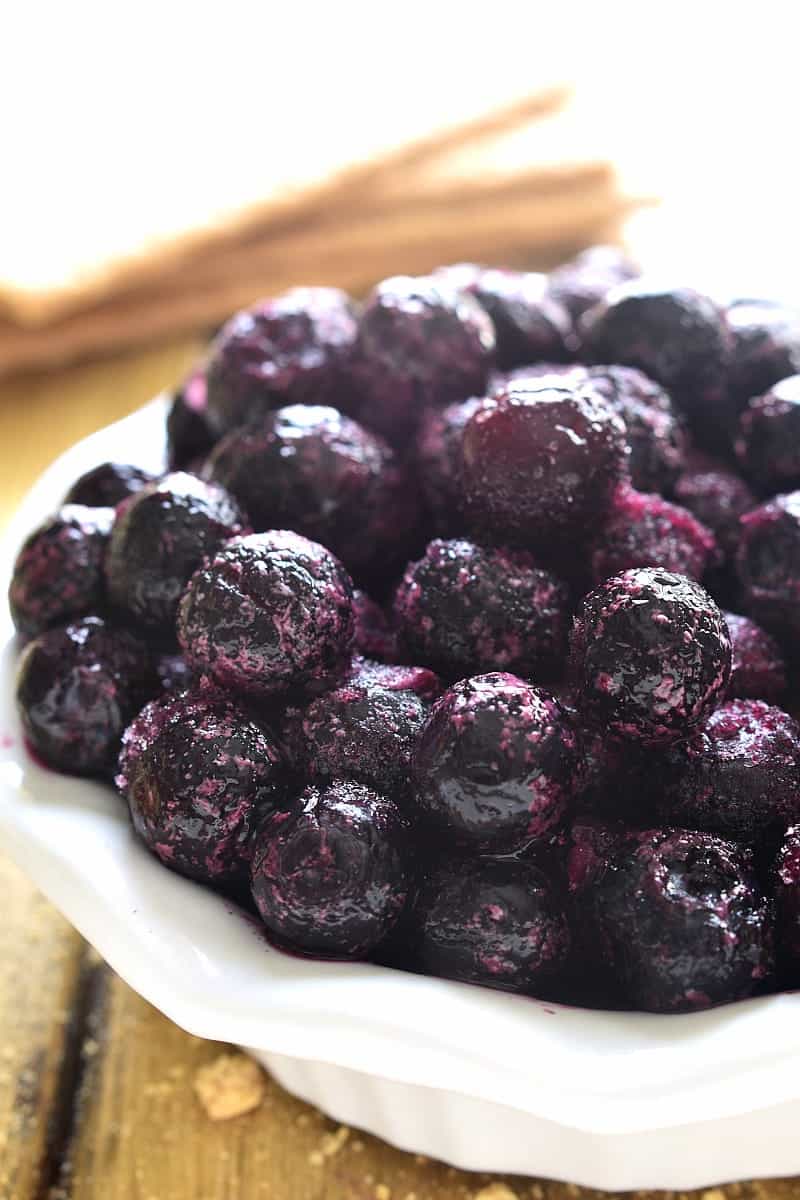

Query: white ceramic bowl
left=2, top=398, right=800, bottom=1192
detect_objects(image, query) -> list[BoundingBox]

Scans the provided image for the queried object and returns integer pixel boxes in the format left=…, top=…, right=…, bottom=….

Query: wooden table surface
left=0, top=341, right=796, bottom=1200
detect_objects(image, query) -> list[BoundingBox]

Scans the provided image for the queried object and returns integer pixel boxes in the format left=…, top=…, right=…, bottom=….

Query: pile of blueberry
left=11, top=247, right=800, bottom=1013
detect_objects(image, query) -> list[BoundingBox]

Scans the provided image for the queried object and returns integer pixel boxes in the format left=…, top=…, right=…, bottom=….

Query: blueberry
left=177, top=531, right=354, bottom=698
left=570, top=567, right=731, bottom=746
left=547, top=245, right=640, bottom=321
left=347, top=655, right=442, bottom=704
left=351, top=590, right=397, bottom=662
left=584, top=365, right=688, bottom=494
left=725, top=612, right=786, bottom=702
left=351, top=275, right=495, bottom=443
left=736, top=375, right=800, bottom=491
left=118, top=682, right=285, bottom=886
left=572, top=826, right=773, bottom=1011
left=412, top=673, right=578, bottom=853
left=394, top=539, right=569, bottom=682
left=588, top=485, right=719, bottom=584
left=414, top=397, right=485, bottom=535
left=673, top=458, right=757, bottom=557
left=727, top=298, right=800, bottom=408
left=250, top=780, right=410, bottom=958
left=64, top=462, right=156, bottom=508
left=460, top=380, right=628, bottom=548
left=409, top=856, right=570, bottom=995
left=735, top=491, right=800, bottom=642
left=16, top=617, right=158, bottom=776
left=650, top=699, right=800, bottom=848
left=581, top=282, right=731, bottom=445
left=205, top=287, right=359, bottom=435
left=204, top=405, right=418, bottom=575
left=166, top=367, right=216, bottom=469
left=9, top=505, right=114, bottom=637
left=774, top=825, right=800, bottom=975
left=105, top=472, right=246, bottom=631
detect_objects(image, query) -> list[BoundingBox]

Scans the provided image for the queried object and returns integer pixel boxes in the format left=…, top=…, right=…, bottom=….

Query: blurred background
left=0, top=2, right=797, bottom=514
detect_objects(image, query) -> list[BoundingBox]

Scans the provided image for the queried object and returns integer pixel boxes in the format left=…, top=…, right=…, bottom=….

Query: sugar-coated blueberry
left=736, top=376, right=800, bottom=491
left=204, top=404, right=418, bottom=575
left=64, top=462, right=156, bottom=508
left=177, top=531, right=354, bottom=698
left=572, top=826, right=773, bottom=1011
left=296, top=681, right=426, bottom=791
left=570, top=567, right=731, bottom=746
left=250, top=780, right=410, bottom=958
left=205, top=287, right=359, bottom=435
left=105, top=472, right=246, bottom=631
left=351, top=275, right=495, bottom=443
left=589, top=485, right=719, bottom=583
left=347, top=656, right=442, bottom=704
left=547, top=245, right=640, bottom=321
left=409, top=856, right=571, bottom=995
left=118, top=682, right=285, bottom=886
left=581, top=282, right=731, bottom=444
left=461, top=380, right=628, bottom=547
left=166, top=367, right=216, bottom=469
left=9, top=505, right=114, bottom=637
left=16, top=617, right=158, bottom=776
left=725, top=612, right=787, bottom=702
left=394, top=539, right=569, bottom=681
left=412, top=673, right=578, bottom=853
left=584, top=365, right=688, bottom=494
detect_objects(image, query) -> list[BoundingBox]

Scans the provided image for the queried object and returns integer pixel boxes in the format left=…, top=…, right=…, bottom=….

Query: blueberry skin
left=461, top=380, right=628, bottom=548
left=167, top=368, right=216, bottom=469
left=351, top=274, right=495, bottom=444
left=775, top=825, right=800, bottom=976
left=177, top=531, right=354, bottom=699
left=296, top=681, right=426, bottom=792
left=205, top=287, right=360, bottom=436
left=724, top=612, right=787, bottom=702
left=581, top=282, right=732, bottom=446
left=727, top=298, right=800, bottom=409
left=570, top=567, right=731, bottom=747
left=118, top=683, right=285, bottom=887
left=409, top=856, right=571, bottom=995
left=735, top=491, right=800, bottom=642
left=649, top=699, right=800, bottom=850
left=204, top=404, right=419, bottom=575
left=547, top=244, right=640, bottom=322
left=105, top=472, right=246, bottom=631
left=347, top=656, right=442, bottom=705
left=414, top=397, right=486, bottom=536
left=736, top=375, right=800, bottom=492
left=250, top=780, right=410, bottom=958
left=588, top=485, right=719, bottom=584
left=674, top=460, right=757, bottom=558
left=412, top=673, right=579, bottom=853
left=584, top=364, right=688, bottom=494
left=64, top=462, right=156, bottom=508
left=9, top=505, right=114, bottom=637
left=394, top=538, right=570, bottom=683
left=16, top=616, right=159, bottom=776
left=574, top=827, right=773, bottom=1012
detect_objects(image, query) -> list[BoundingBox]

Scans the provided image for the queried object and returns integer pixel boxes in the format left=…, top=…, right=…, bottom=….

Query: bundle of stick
left=0, top=85, right=645, bottom=376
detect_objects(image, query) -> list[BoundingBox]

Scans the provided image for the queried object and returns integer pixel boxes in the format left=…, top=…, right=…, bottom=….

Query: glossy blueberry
left=64, top=462, right=156, bottom=508
left=9, top=505, right=114, bottom=637
left=295, top=681, right=426, bottom=792
left=205, top=287, right=359, bottom=435
left=204, top=405, right=418, bottom=574
left=414, top=397, right=485, bottom=535
left=572, top=826, right=773, bottom=1011
left=166, top=367, right=216, bottom=469
left=177, top=531, right=354, bottom=698
left=105, top=472, right=246, bottom=631
left=351, top=275, right=495, bottom=443
left=650, top=699, right=800, bottom=848
left=570, top=567, right=731, bottom=746
left=16, top=617, right=158, bottom=776
left=409, top=856, right=570, bottom=994
left=118, top=682, right=285, bottom=886
left=547, top=245, right=640, bottom=321
left=581, top=282, right=731, bottom=443
left=250, top=780, right=410, bottom=958
left=412, top=673, right=579, bottom=853
left=461, top=380, right=628, bottom=547
left=736, top=376, right=800, bottom=491
left=394, top=539, right=569, bottom=682
left=725, top=612, right=786, bottom=702
left=589, top=485, right=719, bottom=584
left=584, top=365, right=688, bottom=494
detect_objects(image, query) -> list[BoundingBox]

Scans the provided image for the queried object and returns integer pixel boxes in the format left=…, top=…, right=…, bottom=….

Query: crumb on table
left=193, top=1051, right=266, bottom=1120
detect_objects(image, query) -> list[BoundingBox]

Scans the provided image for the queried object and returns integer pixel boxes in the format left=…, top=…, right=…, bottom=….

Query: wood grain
left=1, top=341, right=798, bottom=1200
